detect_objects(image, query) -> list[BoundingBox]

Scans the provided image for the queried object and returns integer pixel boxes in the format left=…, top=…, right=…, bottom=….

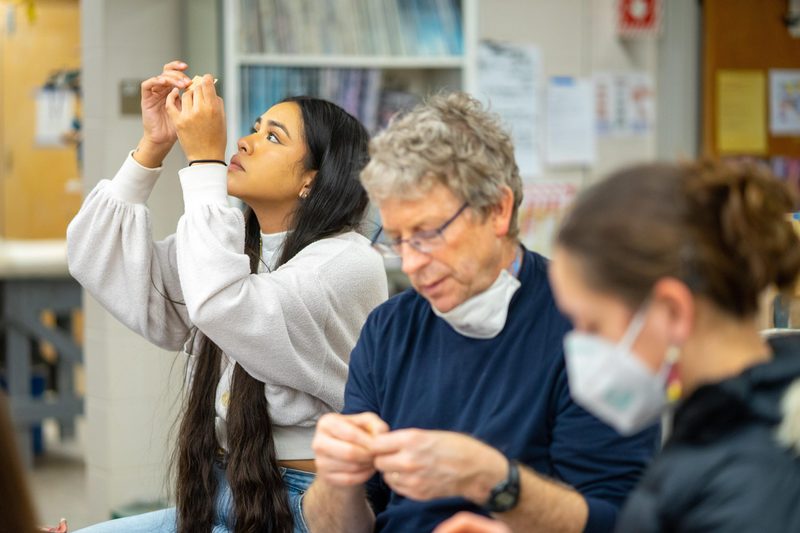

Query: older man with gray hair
left=301, top=92, right=658, bottom=533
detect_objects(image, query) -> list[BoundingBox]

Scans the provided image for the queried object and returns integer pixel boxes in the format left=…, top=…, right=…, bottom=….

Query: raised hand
left=165, top=74, right=227, bottom=163
left=135, top=60, right=191, bottom=167
left=141, top=61, right=191, bottom=145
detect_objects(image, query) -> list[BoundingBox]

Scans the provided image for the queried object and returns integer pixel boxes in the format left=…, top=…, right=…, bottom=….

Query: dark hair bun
left=687, top=160, right=800, bottom=296
left=556, top=159, right=800, bottom=318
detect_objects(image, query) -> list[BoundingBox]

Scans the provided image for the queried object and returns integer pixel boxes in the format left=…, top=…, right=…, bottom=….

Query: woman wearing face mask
left=547, top=161, right=800, bottom=532
left=67, top=62, right=388, bottom=533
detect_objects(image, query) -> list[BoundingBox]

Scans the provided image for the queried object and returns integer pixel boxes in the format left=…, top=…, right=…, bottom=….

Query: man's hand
left=165, top=74, right=227, bottom=162
left=304, top=412, right=386, bottom=533
left=370, top=430, right=508, bottom=504
left=312, top=412, right=389, bottom=487
left=433, top=512, right=512, bottom=533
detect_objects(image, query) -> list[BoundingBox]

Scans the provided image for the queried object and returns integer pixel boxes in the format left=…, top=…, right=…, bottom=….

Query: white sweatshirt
left=67, top=153, right=388, bottom=459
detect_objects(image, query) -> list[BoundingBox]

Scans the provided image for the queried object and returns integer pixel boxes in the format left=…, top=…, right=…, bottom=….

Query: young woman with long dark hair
left=67, top=61, right=388, bottom=533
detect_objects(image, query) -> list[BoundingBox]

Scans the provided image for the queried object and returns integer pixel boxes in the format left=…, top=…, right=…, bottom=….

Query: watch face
left=496, top=492, right=515, bottom=507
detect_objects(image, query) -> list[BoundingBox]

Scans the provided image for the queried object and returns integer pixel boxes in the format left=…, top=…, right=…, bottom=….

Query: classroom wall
left=181, top=0, right=701, bottom=184
left=81, top=0, right=185, bottom=522
left=181, top=0, right=221, bottom=84
left=478, top=0, right=659, bottom=185
left=656, top=0, right=700, bottom=161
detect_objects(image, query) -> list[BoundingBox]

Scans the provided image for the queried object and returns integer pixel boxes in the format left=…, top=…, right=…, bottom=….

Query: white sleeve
left=175, top=165, right=342, bottom=398
left=66, top=153, right=192, bottom=351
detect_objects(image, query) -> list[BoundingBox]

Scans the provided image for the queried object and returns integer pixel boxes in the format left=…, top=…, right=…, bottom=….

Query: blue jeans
left=73, top=467, right=314, bottom=533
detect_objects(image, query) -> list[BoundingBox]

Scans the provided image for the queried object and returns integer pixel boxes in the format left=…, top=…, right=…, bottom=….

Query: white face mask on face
left=432, top=269, right=521, bottom=339
left=563, top=309, right=678, bottom=435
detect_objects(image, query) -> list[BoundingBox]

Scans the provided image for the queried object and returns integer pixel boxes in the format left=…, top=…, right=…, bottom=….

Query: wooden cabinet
left=0, top=0, right=81, bottom=239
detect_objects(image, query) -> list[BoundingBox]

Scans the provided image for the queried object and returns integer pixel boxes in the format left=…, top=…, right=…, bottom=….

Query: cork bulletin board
left=702, top=0, right=800, bottom=158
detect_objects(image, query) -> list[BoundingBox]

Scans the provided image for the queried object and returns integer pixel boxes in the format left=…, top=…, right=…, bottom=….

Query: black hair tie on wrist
left=188, top=159, right=227, bottom=167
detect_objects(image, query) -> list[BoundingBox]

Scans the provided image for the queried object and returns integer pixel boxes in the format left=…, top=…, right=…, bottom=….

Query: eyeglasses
left=370, top=202, right=469, bottom=257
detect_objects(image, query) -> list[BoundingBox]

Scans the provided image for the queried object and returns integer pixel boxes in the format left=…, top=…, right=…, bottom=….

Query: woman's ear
left=651, top=277, right=694, bottom=346
left=299, top=170, right=318, bottom=199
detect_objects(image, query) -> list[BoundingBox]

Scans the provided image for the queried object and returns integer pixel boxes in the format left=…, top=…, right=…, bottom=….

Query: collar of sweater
left=260, top=231, right=288, bottom=271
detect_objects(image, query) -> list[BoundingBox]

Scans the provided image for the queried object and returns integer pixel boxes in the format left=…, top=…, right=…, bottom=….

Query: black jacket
left=615, top=332, right=800, bottom=533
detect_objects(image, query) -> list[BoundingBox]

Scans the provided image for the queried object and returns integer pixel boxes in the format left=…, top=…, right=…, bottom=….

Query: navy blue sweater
left=343, top=248, right=659, bottom=532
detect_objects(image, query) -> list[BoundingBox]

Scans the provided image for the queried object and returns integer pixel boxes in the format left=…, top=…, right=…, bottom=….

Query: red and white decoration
left=617, top=0, right=662, bottom=37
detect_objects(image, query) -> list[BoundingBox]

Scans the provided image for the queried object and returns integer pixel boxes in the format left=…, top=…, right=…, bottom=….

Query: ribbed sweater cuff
left=583, top=497, right=616, bottom=533
left=107, top=151, right=162, bottom=204
left=178, top=164, right=229, bottom=208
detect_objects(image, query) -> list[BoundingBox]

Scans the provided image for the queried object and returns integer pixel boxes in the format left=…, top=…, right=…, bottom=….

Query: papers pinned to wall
left=518, top=181, right=579, bottom=258
left=476, top=41, right=542, bottom=179
left=769, top=69, right=800, bottom=136
left=34, top=88, right=76, bottom=147
left=716, top=70, right=766, bottom=155
left=545, top=77, right=595, bottom=167
left=594, top=72, right=655, bottom=137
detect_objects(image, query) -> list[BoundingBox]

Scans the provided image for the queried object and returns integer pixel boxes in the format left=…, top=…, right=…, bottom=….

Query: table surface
left=0, top=239, right=69, bottom=278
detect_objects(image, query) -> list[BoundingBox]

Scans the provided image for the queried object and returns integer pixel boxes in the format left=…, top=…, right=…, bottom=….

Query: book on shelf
left=238, top=0, right=463, bottom=57
left=240, top=66, right=422, bottom=135
left=377, top=90, right=421, bottom=130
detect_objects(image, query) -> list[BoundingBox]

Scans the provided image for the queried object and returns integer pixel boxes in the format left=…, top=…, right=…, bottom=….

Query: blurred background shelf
left=223, top=0, right=478, bottom=141
left=237, top=54, right=467, bottom=69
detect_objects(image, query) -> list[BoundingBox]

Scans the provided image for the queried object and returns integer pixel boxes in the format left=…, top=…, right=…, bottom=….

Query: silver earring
left=300, top=191, right=309, bottom=199
left=665, top=345, right=681, bottom=364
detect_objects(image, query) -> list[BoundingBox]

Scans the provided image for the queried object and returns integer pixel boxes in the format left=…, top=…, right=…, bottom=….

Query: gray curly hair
left=361, top=92, right=523, bottom=239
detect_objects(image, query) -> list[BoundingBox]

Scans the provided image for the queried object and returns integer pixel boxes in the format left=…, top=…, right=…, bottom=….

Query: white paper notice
left=546, top=77, right=595, bottom=166
left=35, top=89, right=75, bottom=147
left=594, top=72, right=655, bottom=137
left=476, top=41, right=542, bottom=178
left=770, top=69, right=800, bottom=136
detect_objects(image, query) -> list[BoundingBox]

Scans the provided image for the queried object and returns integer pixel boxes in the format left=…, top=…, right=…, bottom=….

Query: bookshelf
left=222, top=0, right=478, bottom=152
left=236, top=54, right=466, bottom=69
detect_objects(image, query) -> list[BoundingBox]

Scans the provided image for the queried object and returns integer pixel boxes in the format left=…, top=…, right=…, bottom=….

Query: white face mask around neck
left=431, top=265, right=522, bottom=340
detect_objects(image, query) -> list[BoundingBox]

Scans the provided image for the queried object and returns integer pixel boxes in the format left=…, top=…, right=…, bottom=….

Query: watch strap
left=484, top=458, right=521, bottom=513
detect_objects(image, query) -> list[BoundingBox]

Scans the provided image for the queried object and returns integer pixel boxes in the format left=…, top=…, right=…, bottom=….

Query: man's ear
left=491, top=186, right=515, bottom=238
